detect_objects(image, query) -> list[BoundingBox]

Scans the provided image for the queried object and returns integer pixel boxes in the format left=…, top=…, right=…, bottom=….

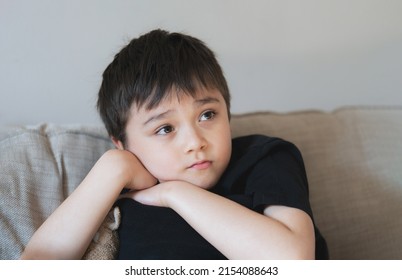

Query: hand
left=120, top=180, right=190, bottom=207
left=101, top=149, right=158, bottom=191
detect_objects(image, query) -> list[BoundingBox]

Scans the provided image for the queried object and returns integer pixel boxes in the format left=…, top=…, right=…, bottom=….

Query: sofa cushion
left=0, top=124, right=113, bottom=259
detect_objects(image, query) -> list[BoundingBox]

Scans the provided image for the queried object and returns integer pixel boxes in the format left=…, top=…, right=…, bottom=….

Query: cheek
left=126, top=135, right=179, bottom=181
left=140, top=152, right=175, bottom=180
left=220, top=125, right=232, bottom=155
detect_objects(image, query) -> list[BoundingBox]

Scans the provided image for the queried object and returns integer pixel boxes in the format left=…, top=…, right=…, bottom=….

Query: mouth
left=188, top=160, right=212, bottom=170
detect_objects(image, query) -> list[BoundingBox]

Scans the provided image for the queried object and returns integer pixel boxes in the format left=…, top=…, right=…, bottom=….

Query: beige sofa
left=1, top=106, right=401, bottom=260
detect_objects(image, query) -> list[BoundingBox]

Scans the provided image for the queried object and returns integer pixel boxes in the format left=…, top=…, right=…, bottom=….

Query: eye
left=199, top=110, right=216, bottom=121
left=156, top=125, right=174, bottom=135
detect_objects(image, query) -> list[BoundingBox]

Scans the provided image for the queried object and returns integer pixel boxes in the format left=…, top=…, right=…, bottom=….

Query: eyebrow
left=194, top=97, right=220, bottom=107
left=143, top=110, right=173, bottom=126
left=142, top=96, right=221, bottom=126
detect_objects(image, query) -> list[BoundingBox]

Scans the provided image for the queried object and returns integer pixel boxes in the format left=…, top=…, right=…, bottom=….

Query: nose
left=183, top=126, right=207, bottom=153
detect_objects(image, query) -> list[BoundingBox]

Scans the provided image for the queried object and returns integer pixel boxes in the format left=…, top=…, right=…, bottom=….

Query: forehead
left=131, top=87, right=224, bottom=115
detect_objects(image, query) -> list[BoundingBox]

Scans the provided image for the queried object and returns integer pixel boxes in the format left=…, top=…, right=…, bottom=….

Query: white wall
left=1, top=0, right=402, bottom=125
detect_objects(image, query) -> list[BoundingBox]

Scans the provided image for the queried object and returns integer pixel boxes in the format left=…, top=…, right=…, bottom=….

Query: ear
left=111, top=137, right=124, bottom=150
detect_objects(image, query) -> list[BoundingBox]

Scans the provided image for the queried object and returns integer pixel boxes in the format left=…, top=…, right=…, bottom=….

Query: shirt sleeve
left=244, top=139, right=313, bottom=218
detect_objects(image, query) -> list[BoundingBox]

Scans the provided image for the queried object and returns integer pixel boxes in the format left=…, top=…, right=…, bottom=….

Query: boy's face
left=120, top=88, right=232, bottom=189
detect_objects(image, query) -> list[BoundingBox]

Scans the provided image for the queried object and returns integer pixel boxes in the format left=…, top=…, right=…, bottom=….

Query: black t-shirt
left=116, top=135, right=328, bottom=259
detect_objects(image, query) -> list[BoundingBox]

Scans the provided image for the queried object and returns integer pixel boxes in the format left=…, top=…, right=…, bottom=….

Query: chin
left=158, top=176, right=219, bottom=190
left=193, top=178, right=219, bottom=190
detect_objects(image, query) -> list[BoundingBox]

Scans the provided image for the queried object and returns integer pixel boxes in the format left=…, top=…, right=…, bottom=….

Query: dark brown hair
left=97, top=29, right=230, bottom=145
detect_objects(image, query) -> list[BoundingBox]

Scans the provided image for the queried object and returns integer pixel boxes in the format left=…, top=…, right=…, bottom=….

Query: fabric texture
left=82, top=206, right=121, bottom=260
left=1, top=106, right=402, bottom=259
left=0, top=124, right=113, bottom=259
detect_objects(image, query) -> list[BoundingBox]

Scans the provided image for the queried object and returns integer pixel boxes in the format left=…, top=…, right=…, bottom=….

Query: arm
left=128, top=181, right=315, bottom=260
left=20, top=149, right=157, bottom=260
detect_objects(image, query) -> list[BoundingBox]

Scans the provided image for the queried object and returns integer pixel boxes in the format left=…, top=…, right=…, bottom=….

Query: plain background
left=1, top=0, right=402, bottom=126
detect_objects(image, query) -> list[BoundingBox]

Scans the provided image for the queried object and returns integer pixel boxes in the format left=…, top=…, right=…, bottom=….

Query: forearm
left=164, top=182, right=315, bottom=259
left=21, top=150, right=143, bottom=259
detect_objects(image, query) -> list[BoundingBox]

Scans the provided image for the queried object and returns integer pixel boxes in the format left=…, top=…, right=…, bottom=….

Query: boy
left=21, top=29, right=328, bottom=259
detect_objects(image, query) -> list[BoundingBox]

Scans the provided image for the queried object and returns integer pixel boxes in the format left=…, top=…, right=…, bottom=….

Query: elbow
left=20, top=249, right=41, bottom=260
left=263, top=237, right=315, bottom=260
left=289, top=248, right=315, bottom=260
left=283, top=240, right=315, bottom=260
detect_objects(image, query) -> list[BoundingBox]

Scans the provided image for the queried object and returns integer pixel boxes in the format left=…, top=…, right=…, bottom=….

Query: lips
left=189, top=160, right=212, bottom=170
